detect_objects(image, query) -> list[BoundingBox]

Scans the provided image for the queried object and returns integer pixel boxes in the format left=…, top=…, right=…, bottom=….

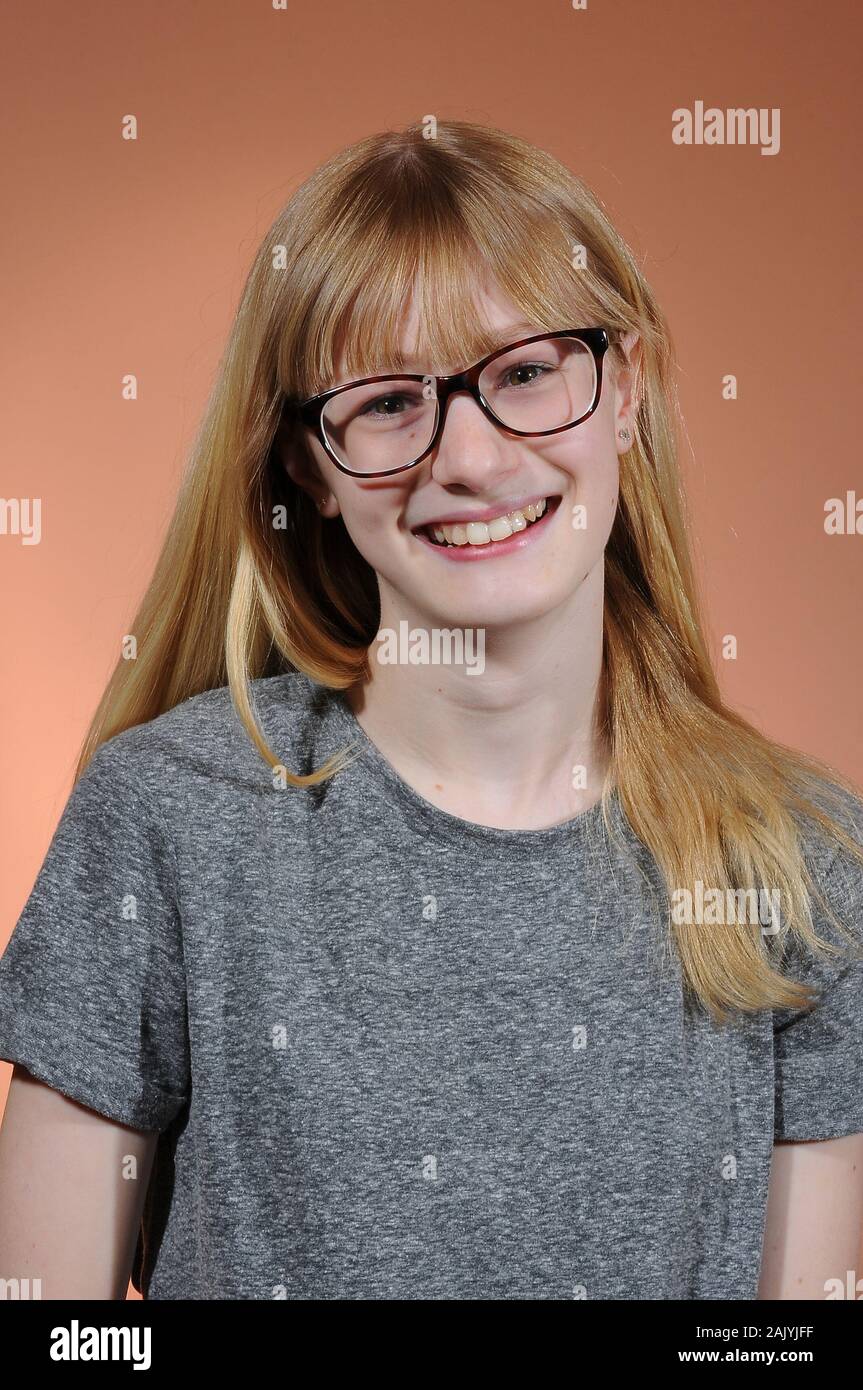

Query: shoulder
left=795, top=776, right=863, bottom=888
left=87, top=671, right=321, bottom=804
left=778, top=776, right=863, bottom=983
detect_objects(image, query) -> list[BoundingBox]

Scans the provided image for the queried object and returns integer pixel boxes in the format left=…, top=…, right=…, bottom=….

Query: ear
left=275, top=420, right=336, bottom=515
left=613, top=330, right=642, bottom=448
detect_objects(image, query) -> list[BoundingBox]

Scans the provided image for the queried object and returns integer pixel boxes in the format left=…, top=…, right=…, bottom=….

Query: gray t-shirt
left=1, top=671, right=862, bottom=1300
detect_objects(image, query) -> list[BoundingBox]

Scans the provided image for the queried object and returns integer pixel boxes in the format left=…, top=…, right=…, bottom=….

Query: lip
left=410, top=493, right=557, bottom=532
left=412, top=494, right=562, bottom=562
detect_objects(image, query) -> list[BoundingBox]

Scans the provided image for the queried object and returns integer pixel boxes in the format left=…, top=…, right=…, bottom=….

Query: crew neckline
left=320, top=677, right=625, bottom=853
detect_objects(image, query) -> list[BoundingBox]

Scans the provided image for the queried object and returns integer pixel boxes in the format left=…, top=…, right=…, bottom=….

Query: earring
left=618, top=428, right=631, bottom=442
left=317, top=495, right=328, bottom=511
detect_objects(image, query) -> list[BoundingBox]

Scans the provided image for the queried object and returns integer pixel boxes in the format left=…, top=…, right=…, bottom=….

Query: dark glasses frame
left=285, top=326, right=611, bottom=479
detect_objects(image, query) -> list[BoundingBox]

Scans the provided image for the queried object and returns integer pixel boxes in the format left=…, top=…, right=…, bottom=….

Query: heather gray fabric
left=1, top=671, right=862, bottom=1300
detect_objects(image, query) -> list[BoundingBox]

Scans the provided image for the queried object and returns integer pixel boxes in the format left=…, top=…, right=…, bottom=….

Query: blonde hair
left=78, top=118, right=863, bottom=1021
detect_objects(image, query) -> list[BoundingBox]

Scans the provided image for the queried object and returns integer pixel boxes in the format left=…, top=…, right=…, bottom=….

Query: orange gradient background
left=1, top=0, right=861, bottom=1295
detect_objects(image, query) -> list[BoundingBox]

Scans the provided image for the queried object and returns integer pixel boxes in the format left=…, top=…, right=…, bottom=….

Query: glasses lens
left=478, top=335, right=597, bottom=433
left=320, top=378, right=437, bottom=475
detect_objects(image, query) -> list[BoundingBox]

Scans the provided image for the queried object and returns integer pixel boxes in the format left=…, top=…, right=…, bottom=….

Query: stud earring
left=317, top=495, right=328, bottom=511
left=618, top=428, right=631, bottom=442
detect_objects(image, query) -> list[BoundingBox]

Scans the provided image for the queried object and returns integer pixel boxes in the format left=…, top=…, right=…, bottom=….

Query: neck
left=345, top=560, right=611, bottom=831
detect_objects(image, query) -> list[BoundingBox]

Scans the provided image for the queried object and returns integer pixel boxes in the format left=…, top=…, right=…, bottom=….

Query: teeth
left=429, top=498, right=549, bottom=547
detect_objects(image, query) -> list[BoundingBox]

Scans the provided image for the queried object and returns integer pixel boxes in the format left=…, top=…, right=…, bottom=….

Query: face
left=284, top=278, right=640, bottom=632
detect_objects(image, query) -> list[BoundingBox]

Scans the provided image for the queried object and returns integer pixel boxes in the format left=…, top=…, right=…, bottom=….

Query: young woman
left=0, top=120, right=861, bottom=1302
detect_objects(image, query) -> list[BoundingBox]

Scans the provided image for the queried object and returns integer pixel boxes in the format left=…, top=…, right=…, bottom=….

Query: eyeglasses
left=287, top=327, right=610, bottom=478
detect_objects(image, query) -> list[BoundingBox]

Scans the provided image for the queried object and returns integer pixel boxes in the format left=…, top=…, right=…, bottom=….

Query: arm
left=0, top=1064, right=158, bottom=1299
left=757, top=1132, right=863, bottom=1299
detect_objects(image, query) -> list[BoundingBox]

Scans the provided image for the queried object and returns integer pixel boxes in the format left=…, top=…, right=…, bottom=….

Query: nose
left=427, top=388, right=521, bottom=492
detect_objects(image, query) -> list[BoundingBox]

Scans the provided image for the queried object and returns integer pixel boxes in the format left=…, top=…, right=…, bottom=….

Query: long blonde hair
left=78, top=118, right=863, bottom=1021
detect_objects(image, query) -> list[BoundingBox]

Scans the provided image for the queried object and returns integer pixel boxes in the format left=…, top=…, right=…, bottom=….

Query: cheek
left=535, top=427, right=619, bottom=524
left=335, top=502, right=387, bottom=556
left=583, top=453, right=620, bottom=546
left=334, top=492, right=410, bottom=568
left=558, top=456, right=619, bottom=563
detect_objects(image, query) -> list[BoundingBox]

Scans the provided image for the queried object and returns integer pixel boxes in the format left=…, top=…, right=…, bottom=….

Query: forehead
left=395, top=320, right=541, bottom=370
left=330, top=275, right=546, bottom=385
left=290, top=204, right=602, bottom=401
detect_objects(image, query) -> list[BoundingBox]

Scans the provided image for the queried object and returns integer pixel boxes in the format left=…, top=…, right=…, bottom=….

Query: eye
left=360, top=393, right=411, bottom=418
left=497, top=362, right=553, bottom=389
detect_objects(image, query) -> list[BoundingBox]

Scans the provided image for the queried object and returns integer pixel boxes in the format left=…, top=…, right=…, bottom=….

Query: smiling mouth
left=417, top=496, right=560, bottom=548
left=411, top=494, right=563, bottom=560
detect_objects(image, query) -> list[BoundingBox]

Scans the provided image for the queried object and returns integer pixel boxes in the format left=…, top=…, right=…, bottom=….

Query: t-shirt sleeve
left=0, top=738, right=190, bottom=1132
left=772, top=795, right=863, bottom=1142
